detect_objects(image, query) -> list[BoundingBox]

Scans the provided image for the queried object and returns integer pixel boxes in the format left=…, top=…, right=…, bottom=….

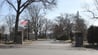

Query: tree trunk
left=14, top=12, right=22, bottom=44
left=35, top=30, right=38, bottom=40
left=34, top=26, right=38, bottom=40
left=45, top=30, right=47, bottom=39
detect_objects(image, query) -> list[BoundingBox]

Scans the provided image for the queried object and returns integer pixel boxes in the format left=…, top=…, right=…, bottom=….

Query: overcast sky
left=45, top=0, right=98, bottom=26
left=46, top=0, right=93, bottom=19
left=0, top=0, right=98, bottom=26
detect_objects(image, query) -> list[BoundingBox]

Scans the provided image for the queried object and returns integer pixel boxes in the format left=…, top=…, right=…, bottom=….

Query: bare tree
left=27, top=4, right=46, bottom=40
left=73, top=11, right=87, bottom=41
left=42, top=18, right=53, bottom=39
left=84, top=0, right=98, bottom=18
left=1, top=26, right=5, bottom=35
left=52, top=14, right=72, bottom=40
left=5, top=15, right=15, bottom=33
left=1, top=0, right=56, bottom=43
left=5, top=15, right=15, bottom=41
left=52, top=24, right=62, bottom=39
left=38, top=17, right=46, bottom=38
left=57, top=14, right=72, bottom=36
left=1, top=25, right=5, bottom=41
left=27, top=5, right=53, bottom=39
left=74, top=11, right=87, bottom=33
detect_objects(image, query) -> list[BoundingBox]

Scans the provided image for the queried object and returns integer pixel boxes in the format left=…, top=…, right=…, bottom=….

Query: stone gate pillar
left=75, top=32, right=83, bottom=47
left=16, top=31, right=23, bottom=44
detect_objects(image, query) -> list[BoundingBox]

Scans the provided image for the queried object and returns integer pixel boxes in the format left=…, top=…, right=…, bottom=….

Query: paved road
left=0, top=40, right=98, bottom=55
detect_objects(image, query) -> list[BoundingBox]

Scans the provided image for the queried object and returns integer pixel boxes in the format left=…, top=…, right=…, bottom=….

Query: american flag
left=20, top=20, right=28, bottom=26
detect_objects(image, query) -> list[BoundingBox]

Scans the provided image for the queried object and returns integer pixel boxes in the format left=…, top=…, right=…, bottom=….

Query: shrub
left=87, top=26, right=98, bottom=44
left=56, top=34, right=69, bottom=40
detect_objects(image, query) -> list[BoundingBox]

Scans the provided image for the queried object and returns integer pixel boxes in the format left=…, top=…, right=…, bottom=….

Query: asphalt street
left=0, top=40, right=98, bottom=55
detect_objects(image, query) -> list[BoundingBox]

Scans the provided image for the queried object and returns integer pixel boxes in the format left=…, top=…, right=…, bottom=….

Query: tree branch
left=46, top=0, right=56, bottom=4
left=20, top=0, right=28, bottom=8
left=20, top=0, right=36, bottom=13
left=86, top=9, right=96, bottom=18
left=20, top=3, right=30, bottom=13
left=6, top=0, right=17, bottom=12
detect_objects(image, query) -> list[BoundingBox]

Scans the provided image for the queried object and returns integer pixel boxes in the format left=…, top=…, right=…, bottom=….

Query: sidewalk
left=0, top=40, right=33, bottom=48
